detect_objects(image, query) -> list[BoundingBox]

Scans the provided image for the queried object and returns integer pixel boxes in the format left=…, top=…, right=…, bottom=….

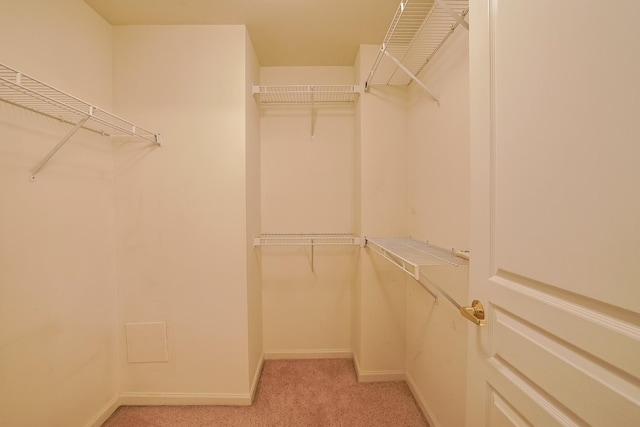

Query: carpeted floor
left=102, top=358, right=429, bottom=426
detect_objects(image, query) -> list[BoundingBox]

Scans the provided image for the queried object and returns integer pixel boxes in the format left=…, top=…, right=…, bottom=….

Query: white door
left=467, top=1, right=640, bottom=426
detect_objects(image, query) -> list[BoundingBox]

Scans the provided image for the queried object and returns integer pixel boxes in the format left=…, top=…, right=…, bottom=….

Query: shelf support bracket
left=310, top=86, right=316, bottom=139
left=29, top=114, right=90, bottom=182
left=382, top=49, right=440, bottom=106
left=434, top=0, right=469, bottom=31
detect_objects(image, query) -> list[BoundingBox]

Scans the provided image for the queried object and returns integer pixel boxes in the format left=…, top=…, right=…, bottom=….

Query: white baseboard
left=405, top=372, right=441, bottom=427
left=118, top=391, right=253, bottom=406
left=264, top=348, right=353, bottom=360
left=85, top=394, right=120, bottom=427
left=89, top=354, right=265, bottom=423
left=249, top=353, right=265, bottom=403
left=352, top=354, right=406, bottom=383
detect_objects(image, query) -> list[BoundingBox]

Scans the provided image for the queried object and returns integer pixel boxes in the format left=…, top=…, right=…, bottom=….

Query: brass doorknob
left=460, top=300, right=486, bottom=326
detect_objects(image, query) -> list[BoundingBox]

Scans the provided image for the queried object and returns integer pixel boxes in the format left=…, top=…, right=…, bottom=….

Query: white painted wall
left=355, top=45, right=408, bottom=379
left=244, top=28, right=264, bottom=389
left=112, top=25, right=259, bottom=402
left=352, top=50, right=364, bottom=365
left=0, top=1, right=470, bottom=424
left=0, top=1, right=118, bottom=426
left=259, top=66, right=357, bottom=357
left=404, top=27, right=470, bottom=427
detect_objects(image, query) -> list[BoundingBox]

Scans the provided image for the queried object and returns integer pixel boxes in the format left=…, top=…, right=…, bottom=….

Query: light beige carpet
left=103, top=358, right=429, bottom=426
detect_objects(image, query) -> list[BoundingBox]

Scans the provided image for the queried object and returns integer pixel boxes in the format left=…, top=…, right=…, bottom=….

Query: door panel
left=487, top=356, right=583, bottom=427
left=468, top=0, right=640, bottom=426
left=488, top=388, right=533, bottom=427
left=490, top=273, right=640, bottom=381
left=492, top=0, right=640, bottom=313
left=491, top=286, right=640, bottom=426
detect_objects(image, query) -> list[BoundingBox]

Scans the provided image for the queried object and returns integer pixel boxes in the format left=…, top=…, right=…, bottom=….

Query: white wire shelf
left=254, top=233, right=361, bottom=247
left=364, top=236, right=484, bottom=325
left=255, top=233, right=361, bottom=273
left=0, top=62, right=161, bottom=180
left=365, top=0, right=469, bottom=102
left=365, top=237, right=468, bottom=280
left=0, top=63, right=161, bottom=143
left=252, top=85, right=361, bottom=105
left=252, top=85, right=360, bottom=139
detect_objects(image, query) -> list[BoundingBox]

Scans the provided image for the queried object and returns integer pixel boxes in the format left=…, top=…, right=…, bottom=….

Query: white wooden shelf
left=252, top=85, right=360, bottom=105
left=365, top=0, right=469, bottom=104
left=0, top=62, right=161, bottom=181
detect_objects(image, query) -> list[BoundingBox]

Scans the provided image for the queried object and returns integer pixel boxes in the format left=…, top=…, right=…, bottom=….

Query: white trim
left=352, top=354, right=406, bottom=383
left=264, top=348, right=353, bottom=360
left=85, top=394, right=120, bottom=427
left=118, top=392, right=252, bottom=406
left=87, top=356, right=265, bottom=424
left=249, top=353, right=265, bottom=402
left=405, top=371, right=442, bottom=427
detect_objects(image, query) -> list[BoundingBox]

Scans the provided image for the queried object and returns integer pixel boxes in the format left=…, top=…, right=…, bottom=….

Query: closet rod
left=418, top=270, right=485, bottom=326
left=418, top=270, right=459, bottom=310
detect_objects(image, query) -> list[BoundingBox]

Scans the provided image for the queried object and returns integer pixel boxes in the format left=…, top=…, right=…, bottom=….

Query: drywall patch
left=125, top=322, right=169, bottom=363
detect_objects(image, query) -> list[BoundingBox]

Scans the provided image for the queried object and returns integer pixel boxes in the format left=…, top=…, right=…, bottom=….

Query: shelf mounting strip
left=252, top=85, right=360, bottom=139
left=365, top=0, right=469, bottom=106
left=0, top=63, right=162, bottom=181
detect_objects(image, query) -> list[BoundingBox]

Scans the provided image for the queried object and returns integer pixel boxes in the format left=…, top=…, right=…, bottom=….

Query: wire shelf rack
left=365, top=0, right=469, bottom=90
left=254, top=233, right=361, bottom=247
left=252, top=85, right=360, bottom=105
left=0, top=63, right=161, bottom=143
left=0, top=62, right=161, bottom=180
left=365, top=237, right=468, bottom=280
left=364, top=236, right=482, bottom=324
left=255, top=233, right=361, bottom=272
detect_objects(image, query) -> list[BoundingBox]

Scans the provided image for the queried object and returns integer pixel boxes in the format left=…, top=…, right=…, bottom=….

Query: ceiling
left=83, top=0, right=400, bottom=66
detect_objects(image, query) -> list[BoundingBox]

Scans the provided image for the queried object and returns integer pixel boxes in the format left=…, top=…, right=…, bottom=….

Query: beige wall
left=0, top=1, right=470, bottom=424
left=244, top=28, right=263, bottom=390
left=0, top=1, right=118, bottom=426
left=404, top=28, right=470, bottom=427
left=352, top=51, right=363, bottom=364
left=355, top=45, right=408, bottom=378
left=112, top=25, right=257, bottom=401
left=259, top=66, right=357, bottom=357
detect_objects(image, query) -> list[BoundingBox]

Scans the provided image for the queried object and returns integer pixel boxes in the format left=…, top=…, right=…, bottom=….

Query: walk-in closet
left=1, top=1, right=638, bottom=426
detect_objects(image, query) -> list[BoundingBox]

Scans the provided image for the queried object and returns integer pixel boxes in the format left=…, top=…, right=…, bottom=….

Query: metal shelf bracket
left=382, top=48, right=440, bottom=106
left=310, top=88, right=316, bottom=139
left=29, top=115, right=90, bottom=182
left=434, top=0, right=469, bottom=31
